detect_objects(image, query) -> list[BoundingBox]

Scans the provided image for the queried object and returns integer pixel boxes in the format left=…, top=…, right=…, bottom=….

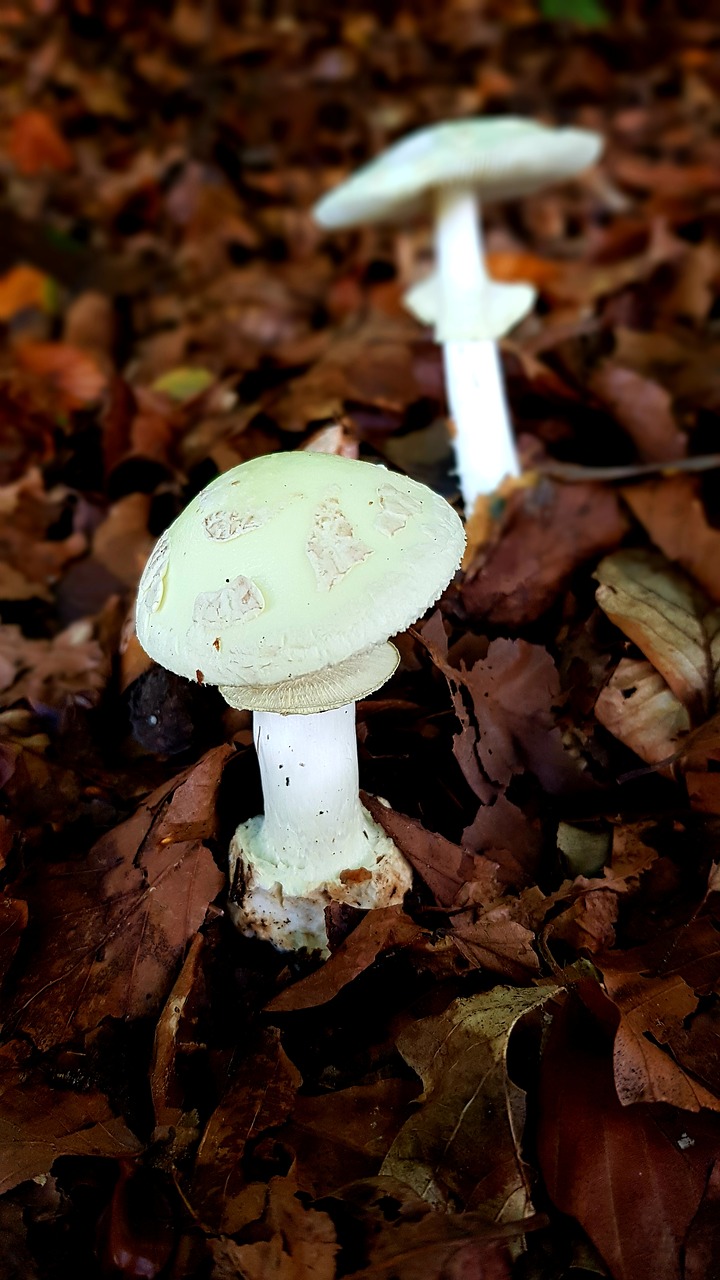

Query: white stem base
left=443, top=339, right=520, bottom=510
left=227, top=706, right=411, bottom=953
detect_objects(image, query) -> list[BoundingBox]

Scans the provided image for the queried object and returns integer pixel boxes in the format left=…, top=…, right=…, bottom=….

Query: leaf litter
left=1, top=4, right=720, bottom=1279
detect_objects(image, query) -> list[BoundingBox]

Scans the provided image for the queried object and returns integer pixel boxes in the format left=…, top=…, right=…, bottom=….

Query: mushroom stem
left=250, top=704, right=379, bottom=894
left=433, top=184, right=520, bottom=509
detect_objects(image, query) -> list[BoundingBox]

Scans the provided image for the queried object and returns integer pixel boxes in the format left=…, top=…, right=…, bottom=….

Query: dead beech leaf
left=623, top=476, right=720, bottom=605
left=0, top=1041, right=140, bottom=1196
left=595, top=549, right=720, bottom=720
left=362, top=793, right=492, bottom=908
left=266, top=907, right=423, bottom=1014
left=192, top=1030, right=302, bottom=1233
left=589, top=364, right=686, bottom=463
left=279, top=1079, right=419, bottom=1199
left=382, top=986, right=558, bottom=1216
left=8, top=109, right=75, bottom=175
left=595, top=657, right=690, bottom=766
left=538, top=991, right=720, bottom=1280
left=8, top=746, right=229, bottom=1049
left=461, top=479, right=628, bottom=626
left=208, top=1178, right=337, bottom=1280
left=598, top=960, right=720, bottom=1112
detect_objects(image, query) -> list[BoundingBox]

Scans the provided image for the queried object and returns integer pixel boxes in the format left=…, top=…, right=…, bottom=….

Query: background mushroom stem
left=251, top=704, right=376, bottom=892
left=433, top=184, right=520, bottom=509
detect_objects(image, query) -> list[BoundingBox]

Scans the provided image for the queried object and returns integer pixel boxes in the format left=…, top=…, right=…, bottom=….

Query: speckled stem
left=250, top=704, right=375, bottom=893
left=433, top=184, right=520, bottom=509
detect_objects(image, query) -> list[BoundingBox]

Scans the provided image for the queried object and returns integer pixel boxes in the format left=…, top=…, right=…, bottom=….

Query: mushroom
left=313, top=117, right=603, bottom=512
left=135, top=450, right=465, bottom=953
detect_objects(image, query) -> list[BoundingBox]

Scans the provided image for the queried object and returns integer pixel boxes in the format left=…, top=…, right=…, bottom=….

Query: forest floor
left=1, top=2, right=720, bottom=1278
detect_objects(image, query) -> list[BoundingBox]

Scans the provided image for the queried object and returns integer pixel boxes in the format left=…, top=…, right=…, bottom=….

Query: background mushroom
left=135, top=450, right=465, bottom=953
left=313, top=117, right=603, bottom=513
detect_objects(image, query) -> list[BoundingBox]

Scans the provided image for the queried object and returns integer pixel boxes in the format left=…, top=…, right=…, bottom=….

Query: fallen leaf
left=208, top=1177, right=337, bottom=1280
left=598, top=958, right=720, bottom=1111
left=538, top=991, right=720, bottom=1280
left=7, top=746, right=229, bottom=1048
left=8, top=109, right=74, bottom=175
left=267, top=906, right=423, bottom=1013
left=0, top=265, right=54, bottom=321
left=589, top=364, right=686, bottom=462
left=192, top=1030, right=301, bottom=1233
left=461, top=479, right=628, bottom=626
left=382, top=986, right=558, bottom=1216
left=594, top=657, right=690, bottom=765
left=14, top=341, right=107, bottom=411
left=151, top=932, right=206, bottom=1133
left=684, top=1160, right=720, bottom=1280
left=0, top=1041, right=140, bottom=1196
left=362, top=794, right=492, bottom=908
left=623, top=476, right=720, bottom=604
left=595, top=549, right=720, bottom=720
left=280, top=1079, right=420, bottom=1198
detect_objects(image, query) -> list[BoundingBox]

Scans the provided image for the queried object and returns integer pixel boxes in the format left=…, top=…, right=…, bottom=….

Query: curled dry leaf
left=382, top=986, right=558, bottom=1217
left=595, top=549, right=720, bottom=721
left=267, top=906, right=423, bottom=1014
left=208, top=1178, right=338, bottom=1280
left=594, top=656, right=690, bottom=766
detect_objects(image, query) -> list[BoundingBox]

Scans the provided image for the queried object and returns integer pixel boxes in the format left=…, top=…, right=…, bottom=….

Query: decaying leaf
left=267, top=906, right=423, bottom=1013
left=0, top=1042, right=140, bottom=1196
left=192, top=1030, right=302, bottom=1233
left=208, top=1177, right=338, bottom=1280
left=538, top=991, right=720, bottom=1280
left=595, top=549, right=720, bottom=720
left=382, top=986, right=558, bottom=1216
left=7, top=747, right=229, bottom=1048
left=461, top=479, right=628, bottom=626
left=594, top=657, right=690, bottom=765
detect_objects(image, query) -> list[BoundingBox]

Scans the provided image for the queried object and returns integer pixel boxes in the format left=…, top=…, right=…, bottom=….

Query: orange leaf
left=8, top=109, right=74, bottom=176
left=486, top=249, right=561, bottom=289
left=15, top=342, right=107, bottom=410
left=0, top=265, right=52, bottom=321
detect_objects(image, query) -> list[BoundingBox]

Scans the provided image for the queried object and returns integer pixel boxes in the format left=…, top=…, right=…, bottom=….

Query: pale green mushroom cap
left=135, top=452, right=465, bottom=714
left=313, top=117, right=603, bottom=230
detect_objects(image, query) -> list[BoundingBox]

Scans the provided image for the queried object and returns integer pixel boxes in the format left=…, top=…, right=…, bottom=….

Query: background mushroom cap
left=135, top=451, right=465, bottom=701
left=313, top=117, right=603, bottom=229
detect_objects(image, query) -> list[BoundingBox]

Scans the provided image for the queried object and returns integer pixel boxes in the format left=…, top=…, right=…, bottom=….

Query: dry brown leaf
left=622, top=476, right=720, bottom=605
left=8, top=747, right=229, bottom=1048
left=595, top=657, right=690, bottom=766
left=595, top=549, right=720, bottom=721
left=0, top=1041, right=140, bottom=1196
left=267, top=906, right=423, bottom=1013
left=462, top=479, right=628, bottom=626
left=208, top=1178, right=338, bottom=1280
left=192, top=1030, right=302, bottom=1233
left=382, top=986, right=558, bottom=1217
left=599, top=961, right=720, bottom=1112
left=538, top=991, right=720, bottom=1280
